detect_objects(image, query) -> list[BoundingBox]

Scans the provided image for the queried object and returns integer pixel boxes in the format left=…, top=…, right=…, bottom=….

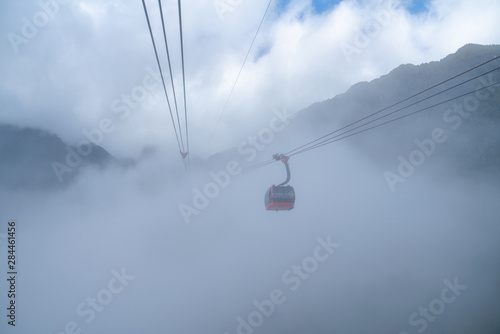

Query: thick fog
left=2, top=0, right=500, bottom=156
left=1, top=0, right=500, bottom=334
left=1, top=118, right=500, bottom=333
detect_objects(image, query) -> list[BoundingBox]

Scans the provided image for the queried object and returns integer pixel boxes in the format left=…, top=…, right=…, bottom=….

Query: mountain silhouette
left=0, top=124, right=115, bottom=190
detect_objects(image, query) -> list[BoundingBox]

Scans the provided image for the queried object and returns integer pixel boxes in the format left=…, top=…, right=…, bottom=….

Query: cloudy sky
left=1, top=0, right=500, bottom=159
left=1, top=1, right=500, bottom=334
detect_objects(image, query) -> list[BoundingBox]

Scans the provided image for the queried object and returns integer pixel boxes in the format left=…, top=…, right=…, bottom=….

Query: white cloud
left=1, top=0, right=499, bottom=157
left=1, top=3, right=500, bottom=333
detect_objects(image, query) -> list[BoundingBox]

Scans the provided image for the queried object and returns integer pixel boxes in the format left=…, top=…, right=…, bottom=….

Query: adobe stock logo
left=384, top=128, right=448, bottom=192
left=223, top=235, right=340, bottom=334
left=399, top=277, right=467, bottom=334
left=7, top=0, right=70, bottom=54
left=51, top=66, right=163, bottom=183
left=339, top=0, right=399, bottom=63
left=47, top=268, right=135, bottom=334
left=178, top=107, right=296, bottom=224
left=213, top=0, right=245, bottom=21
left=384, top=72, right=500, bottom=192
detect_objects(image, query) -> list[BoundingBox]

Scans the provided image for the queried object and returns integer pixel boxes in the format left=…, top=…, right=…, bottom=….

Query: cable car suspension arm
left=273, top=154, right=291, bottom=186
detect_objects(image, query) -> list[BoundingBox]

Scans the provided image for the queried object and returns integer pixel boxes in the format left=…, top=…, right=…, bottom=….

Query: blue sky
left=312, top=0, right=342, bottom=13
left=276, top=0, right=342, bottom=14
left=407, top=0, right=431, bottom=13
left=310, top=0, right=342, bottom=13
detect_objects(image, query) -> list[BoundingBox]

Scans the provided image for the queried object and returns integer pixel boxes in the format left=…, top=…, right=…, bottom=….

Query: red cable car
left=265, top=154, right=295, bottom=211
left=265, top=185, right=295, bottom=211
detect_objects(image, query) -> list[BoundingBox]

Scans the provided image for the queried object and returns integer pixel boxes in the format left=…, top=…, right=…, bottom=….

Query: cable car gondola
left=265, top=154, right=295, bottom=211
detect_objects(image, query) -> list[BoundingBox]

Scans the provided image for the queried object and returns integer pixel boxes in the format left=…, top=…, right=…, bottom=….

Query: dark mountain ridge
left=1, top=44, right=499, bottom=191
left=0, top=124, right=115, bottom=190
left=301, top=43, right=500, bottom=176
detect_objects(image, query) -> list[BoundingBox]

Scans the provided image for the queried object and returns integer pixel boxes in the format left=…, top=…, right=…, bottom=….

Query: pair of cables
left=143, top=0, right=273, bottom=168
left=142, top=0, right=190, bottom=171
left=244, top=55, right=500, bottom=172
